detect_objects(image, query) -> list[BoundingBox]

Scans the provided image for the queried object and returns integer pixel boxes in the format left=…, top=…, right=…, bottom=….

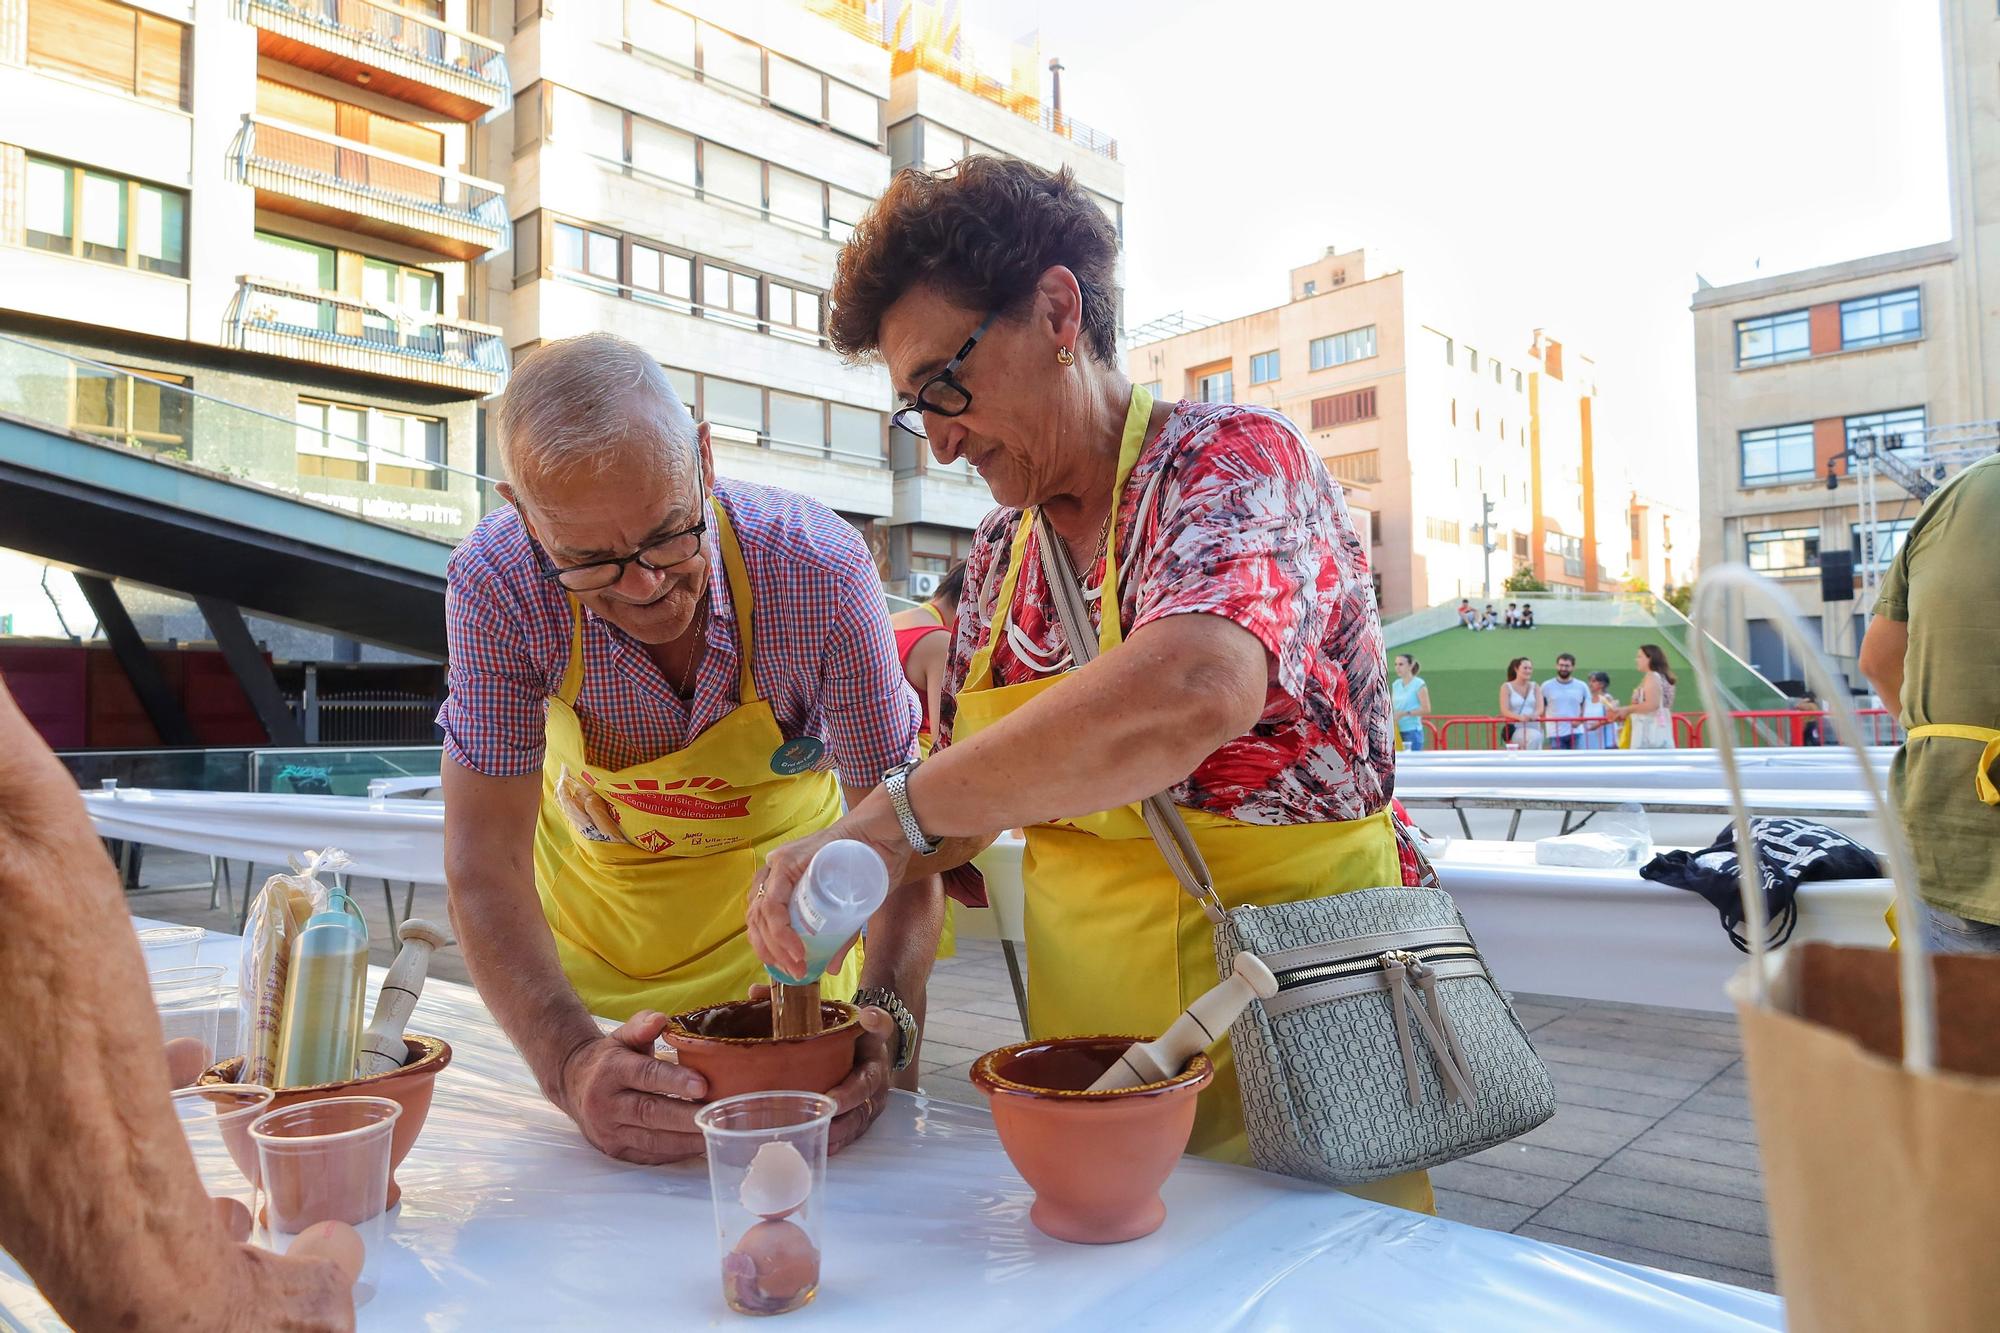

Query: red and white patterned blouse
left=935, top=400, right=1403, bottom=839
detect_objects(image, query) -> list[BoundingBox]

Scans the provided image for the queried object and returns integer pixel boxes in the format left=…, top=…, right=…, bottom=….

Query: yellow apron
left=950, top=386, right=1433, bottom=1213
left=533, top=498, right=861, bottom=1020
left=910, top=600, right=958, bottom=959
left=1884, top=723, right=2000, bottom=944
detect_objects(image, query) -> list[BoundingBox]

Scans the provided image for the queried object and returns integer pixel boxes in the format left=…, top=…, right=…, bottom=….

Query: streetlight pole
left=1480, top=492, right=1498, bottom=602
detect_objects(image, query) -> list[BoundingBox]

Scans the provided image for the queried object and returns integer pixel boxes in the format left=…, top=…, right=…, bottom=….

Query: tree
left=1665, top=583, right=1695, bottom=616
left=1503, top=566, right=1549, bottom=593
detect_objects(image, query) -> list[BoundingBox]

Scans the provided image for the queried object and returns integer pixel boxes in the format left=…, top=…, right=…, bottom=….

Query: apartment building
left=0, top=0, right=510, bottom=536
left=1689, top=1, right=2000, bottom=683
left=1130, top=247, right=1667, bottom=620
left=493, top=0, right=900, bottom=557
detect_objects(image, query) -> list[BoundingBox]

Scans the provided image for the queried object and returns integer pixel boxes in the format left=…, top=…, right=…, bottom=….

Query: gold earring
left=1056, top=346, right=1075, bottom=366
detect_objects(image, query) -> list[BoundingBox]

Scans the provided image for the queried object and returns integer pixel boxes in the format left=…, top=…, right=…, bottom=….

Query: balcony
left=245, top=0, right=509, bottom=122
left=227, top=278, right=507, bottom=394
left=235, top=116, right=506, bottom=259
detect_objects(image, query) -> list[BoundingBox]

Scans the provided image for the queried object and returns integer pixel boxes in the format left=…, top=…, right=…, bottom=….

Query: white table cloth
left=1434, top=839, right=1891, bottom=1011
left=86, top=788, right=449, bottom=885
left=0, top=917, right=1784, bottom=1330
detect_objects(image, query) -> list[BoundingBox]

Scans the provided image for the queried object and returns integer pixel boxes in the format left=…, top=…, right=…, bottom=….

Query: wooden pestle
left=770, top=981, right=823, bottom=1038
left=355, top=918, right=449, bottom=1077
left=1086, top=953, right=1279, bottom=1092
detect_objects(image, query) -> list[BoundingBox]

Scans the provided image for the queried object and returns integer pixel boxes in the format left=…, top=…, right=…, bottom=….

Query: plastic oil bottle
left=765, top=840, right=889, bottom=987
left=276, top=893, right=370, bottom=1087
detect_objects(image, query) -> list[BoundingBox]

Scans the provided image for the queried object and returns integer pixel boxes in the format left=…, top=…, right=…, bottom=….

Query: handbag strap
left=1032, top=508, right=1229, bottom=926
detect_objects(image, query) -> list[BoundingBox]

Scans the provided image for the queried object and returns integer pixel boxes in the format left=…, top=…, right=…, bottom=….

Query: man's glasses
left=891, top=311, right=997, bottom=438
left=537, top=487, right=708, bottom=592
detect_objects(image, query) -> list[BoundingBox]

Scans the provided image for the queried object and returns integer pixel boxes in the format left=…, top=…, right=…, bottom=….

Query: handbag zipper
left=1271, top=942, right=1481, bottom=994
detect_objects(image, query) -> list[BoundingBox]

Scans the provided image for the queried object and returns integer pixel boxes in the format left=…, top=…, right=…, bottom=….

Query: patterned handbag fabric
left=1034, top=516, right=1555, bottom=1184
left=1215, top=890, right=1556, bottom=1183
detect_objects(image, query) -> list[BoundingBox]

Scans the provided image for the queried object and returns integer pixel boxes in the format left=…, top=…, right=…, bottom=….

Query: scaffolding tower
left=1844, top=419, right=2000, bottom=606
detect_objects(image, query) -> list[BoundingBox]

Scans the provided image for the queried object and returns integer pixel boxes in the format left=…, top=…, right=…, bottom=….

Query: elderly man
left=440, top=334, right=936, bottom=1163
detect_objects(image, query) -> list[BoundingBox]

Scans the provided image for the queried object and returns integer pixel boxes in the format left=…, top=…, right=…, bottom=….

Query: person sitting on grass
left=1458, top=598, right=1476, bottom=629
left=1504, top=602, right=1520, bottom=628
left=1520, top=601, right=1537, bottom=629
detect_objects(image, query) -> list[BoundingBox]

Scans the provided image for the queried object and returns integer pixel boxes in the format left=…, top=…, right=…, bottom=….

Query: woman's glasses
left=891, top=311, right=998, bottom=438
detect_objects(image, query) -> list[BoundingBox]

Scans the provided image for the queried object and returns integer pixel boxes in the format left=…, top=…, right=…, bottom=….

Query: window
left=1322, top=450, right=1380, bottom=484
left=767, top=166, right=823, bottom=231
left=1195, top=369, right=1234, bottom=403
left=1310, top=387, right=1377, bottom=430
left=630, top=241, right=694, bottom=311
left=920, top=119, right=966, bottom=173
left=701, top=263, right=760, bottom=328
left=1840, top=288, right=1921, bottom=349
left=1302, top=280, right=1316, bottom=296
left=1852, top=518, right=1915, bottom=571
left=512, top=211, right=541, bottom=282
left=553, top=221, right=620, bottom=289
left=703, top=376, right=764, bottom=444
left=1249, top=351, right=1280, bottom=384
left=630, top=119, right=696, bottom=186
left=1467, top=348, right=1480, bottom=373
left=71, top=366, right=189, bottom=455
left=1139, top=381, right=1163, bottom=399
left=1844, top=406, right=1927, bottom=459
left=828, top=186, right=871, bottom=243
left=27, top=0, right=190, bottom=110
left=1736, top=308, right=1810, bottom=367
left=909, top=523, right=973, bottom=573
left=1492, top=361, right=1502, bottom=384
left=295, top=398, right=445, bottom=490
left=24, top=157, right=185, bottom=277
left=767, top=54, right=822, bottom=120
left=768, top=391, right=826, bottom=453
left=1745, top=527, right=1820, bottom=575
left=361, top=259, right=441, bottom=348
left=767, top=281, right=821, bottom=342
left=1443, top=337, right=1454, bottom=366
left=1310, top=325, right=1377, bottom=370
left=1545, top=531, right=1584, bottom=578
left=697, top=20, right=762, bottom=92
left=254, top=231, right=336, bottom=291
left=827, top=80, right=879, bottom=144
left=629, top=0, right=695, bottom=65
left=1425, top=518, right=1461, bottom=544
left=830, top=404, right=885, bottom=461
left=551, top=85, right=626, bottom=161
left=700, top=142, right=762, bottom=209
left=1739, top=422, right=1816, bottom=486
left=1514, top=369, right=1523, bottom=392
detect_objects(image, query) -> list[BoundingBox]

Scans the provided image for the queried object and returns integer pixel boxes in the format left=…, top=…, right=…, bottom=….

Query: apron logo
left=770, top=736, right=825, bottom=775
left=600, top=779, right=753, bottom=820
left=633, top=830, right=676, bottom=852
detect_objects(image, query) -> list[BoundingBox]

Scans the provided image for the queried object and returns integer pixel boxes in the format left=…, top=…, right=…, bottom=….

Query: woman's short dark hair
left=934, top=561, right=966, bottom=607
left=827, top=156, right=1120, bottom=364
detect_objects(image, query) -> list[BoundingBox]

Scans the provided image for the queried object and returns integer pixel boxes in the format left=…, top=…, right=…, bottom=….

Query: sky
left=951, top=0, right=1952, bottom=509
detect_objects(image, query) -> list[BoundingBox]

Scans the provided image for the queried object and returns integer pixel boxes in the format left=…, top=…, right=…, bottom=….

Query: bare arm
left=1417, top=684, right=1432, bottom=717
left=751, top=613, right=1266, bottom=977
left=0, top=684, right=356, bottom=1331
left=842, top=782, right=940, bottom=1097
left=1859, top=616, right=1909, bottom=719
left=442, top=755, right=706, bottom=1163
left=908, top=632, right=949, bottom=748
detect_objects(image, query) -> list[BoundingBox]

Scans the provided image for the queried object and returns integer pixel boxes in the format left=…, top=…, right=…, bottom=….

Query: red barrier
left=1419, top=709, right=1901, bottom=752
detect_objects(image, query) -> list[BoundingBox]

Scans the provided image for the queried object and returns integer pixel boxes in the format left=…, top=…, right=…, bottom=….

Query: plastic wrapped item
left=1535, top=802, right=1652, bottom=867
left=237, top=849, right=346, bottom=1087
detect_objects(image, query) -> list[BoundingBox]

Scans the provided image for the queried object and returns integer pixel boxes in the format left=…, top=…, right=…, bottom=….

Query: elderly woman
left=747, top=157, right=1430, bottom=1212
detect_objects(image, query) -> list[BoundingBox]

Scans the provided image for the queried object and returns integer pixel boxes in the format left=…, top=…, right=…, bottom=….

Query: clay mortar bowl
left=662, top=998, right=862, bottom=1100
left=200, top=1034, right=450, bottom=1208
left=972, top=1035, right=1214, bottom=1244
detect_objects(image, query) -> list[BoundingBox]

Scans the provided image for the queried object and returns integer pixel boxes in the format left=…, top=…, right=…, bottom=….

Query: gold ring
left=754, top=883, right=767, bottom=899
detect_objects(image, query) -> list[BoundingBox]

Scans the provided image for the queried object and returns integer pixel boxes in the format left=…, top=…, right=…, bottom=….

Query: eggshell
left=738, top=1140, right=811, bottom=1219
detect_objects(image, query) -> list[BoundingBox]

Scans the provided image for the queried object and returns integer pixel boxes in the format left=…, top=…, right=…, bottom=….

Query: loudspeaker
left=1820, top=549, right=1855, bottom=603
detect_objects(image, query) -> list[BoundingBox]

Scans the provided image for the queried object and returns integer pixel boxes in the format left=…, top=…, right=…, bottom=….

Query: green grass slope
left=1391, top=623, right=1782, bottom=730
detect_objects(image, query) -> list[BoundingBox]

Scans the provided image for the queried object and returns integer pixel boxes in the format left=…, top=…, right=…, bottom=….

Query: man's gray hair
left=500, top=333, right=697, bottom=488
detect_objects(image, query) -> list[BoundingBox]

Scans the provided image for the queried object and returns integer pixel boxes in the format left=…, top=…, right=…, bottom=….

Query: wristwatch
left=852, top=986, right=919, bottom=1072
left=882, top=760, right=940, bottom=855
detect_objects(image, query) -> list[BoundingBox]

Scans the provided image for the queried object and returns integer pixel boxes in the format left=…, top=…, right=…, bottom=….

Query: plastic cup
left=251, top=1096, right=401, bottom=1306
left=696, top=1092, right=835, bottom=1317
left=138, top=925, right=206, bottom=972
left=170, top=1084, right=273, bottom=1243
left=152, top=964, right=226, bottom=1082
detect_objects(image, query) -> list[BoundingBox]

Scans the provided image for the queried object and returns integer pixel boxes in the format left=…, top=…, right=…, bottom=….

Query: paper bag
left=1696, top=565, right=2000, bottom=1332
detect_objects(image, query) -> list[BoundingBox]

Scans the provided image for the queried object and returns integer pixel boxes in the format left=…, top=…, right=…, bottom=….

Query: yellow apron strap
left=556, top=596, right=587, bottom=707
left=963, top=384, right=1156, bottom=689
left=709, top=497, right=761, bottom=705
left=923, top=601, right=945, bottom=627
left=1907, top=723, right=2000, bottom=805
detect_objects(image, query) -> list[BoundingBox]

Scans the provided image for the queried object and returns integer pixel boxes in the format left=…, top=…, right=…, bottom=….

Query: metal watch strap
left=852, top=986, right=918, bottom=1072
left=884, top=761, right=939, bottom=855
left=1034, top=509, right=1229, bottom=926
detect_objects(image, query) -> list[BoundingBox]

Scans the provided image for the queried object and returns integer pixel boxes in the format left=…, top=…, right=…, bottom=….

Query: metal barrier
left=1422, top=709, right=1900, bottom=752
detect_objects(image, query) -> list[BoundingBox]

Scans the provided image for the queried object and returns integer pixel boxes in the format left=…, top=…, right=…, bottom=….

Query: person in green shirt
left=1859, top=453, right=2000, bottom=953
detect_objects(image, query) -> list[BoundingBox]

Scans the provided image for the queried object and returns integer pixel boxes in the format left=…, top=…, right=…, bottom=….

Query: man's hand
left=827, top=1007, right=897, bottom=1154
left=553, top=1011, right=710, bottom=1164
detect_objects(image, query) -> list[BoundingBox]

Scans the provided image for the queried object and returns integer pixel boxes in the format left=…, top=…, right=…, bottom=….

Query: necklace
left=1062, top=501, right=1115, bottom=589
left=667, top=591, right=711, bottom=699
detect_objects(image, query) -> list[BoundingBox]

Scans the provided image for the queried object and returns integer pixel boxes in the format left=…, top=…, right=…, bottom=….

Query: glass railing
left=0, top=333, right=500, bottom=537
left=57, top=745, right=443, bottom=796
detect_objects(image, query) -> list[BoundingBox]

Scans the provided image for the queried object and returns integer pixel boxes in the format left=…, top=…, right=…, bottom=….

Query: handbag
left=1033, top=511, right=1555, bottom=1184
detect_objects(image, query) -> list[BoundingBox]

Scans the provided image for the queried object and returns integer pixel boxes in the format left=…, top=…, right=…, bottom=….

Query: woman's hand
left=747, top=790, right=909, bottom=979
